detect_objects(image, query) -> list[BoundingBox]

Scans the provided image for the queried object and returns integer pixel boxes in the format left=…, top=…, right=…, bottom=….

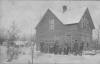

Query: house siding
left=35, top=8, right=94, bottom=52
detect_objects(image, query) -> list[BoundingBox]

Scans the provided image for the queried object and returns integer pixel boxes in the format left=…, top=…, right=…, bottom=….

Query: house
left=35, top=6, right=95, bottom=53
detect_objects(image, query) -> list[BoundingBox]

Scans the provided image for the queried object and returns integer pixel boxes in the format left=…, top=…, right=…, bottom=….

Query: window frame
left=49, top=18, right=55, bottom=31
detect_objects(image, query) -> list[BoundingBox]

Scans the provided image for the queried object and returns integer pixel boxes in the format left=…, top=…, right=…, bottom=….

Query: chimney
left=62, top=5, right=67, bottom=13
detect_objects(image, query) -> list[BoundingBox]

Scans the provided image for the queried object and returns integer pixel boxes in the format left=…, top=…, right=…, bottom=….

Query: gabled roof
left=35, top=6, right=95, bottom=29
left=49, top=7, right=87, bottom=24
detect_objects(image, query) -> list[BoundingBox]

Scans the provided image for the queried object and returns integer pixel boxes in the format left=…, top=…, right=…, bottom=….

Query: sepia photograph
left=0, top=0, right=100, bottom=64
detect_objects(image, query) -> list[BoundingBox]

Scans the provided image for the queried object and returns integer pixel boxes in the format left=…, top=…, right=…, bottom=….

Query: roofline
left=35, top=8, right=64, bottom=29
left=35, top=9, right=48, bottom=29
left=48, top=8, right=64, bottom=25
left=35, top=7, right=95, bottom=30
left=64, top=23, right=79, bottom=26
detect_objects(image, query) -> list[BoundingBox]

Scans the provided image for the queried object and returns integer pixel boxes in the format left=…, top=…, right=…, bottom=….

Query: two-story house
left=35, top=6, right=95, bottom=53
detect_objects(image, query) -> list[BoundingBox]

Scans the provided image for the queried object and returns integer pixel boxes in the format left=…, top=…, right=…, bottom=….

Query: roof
left=35, top=6, right=95, bottom=29
left=49, top=7, right=87, bottom=24
left=64, top=23, right=78, bottom=26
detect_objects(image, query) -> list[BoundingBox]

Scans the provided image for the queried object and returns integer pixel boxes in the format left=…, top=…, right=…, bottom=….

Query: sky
left=1, top=0, right=100, bottom=38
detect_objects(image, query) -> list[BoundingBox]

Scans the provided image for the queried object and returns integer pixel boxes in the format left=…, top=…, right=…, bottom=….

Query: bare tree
left=7, top=21, right=20, bottom=42
left=7, top=21, right=21, bottom=62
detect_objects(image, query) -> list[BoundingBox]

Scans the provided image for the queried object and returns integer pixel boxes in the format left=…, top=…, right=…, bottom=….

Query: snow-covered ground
left=1, top=46, right=100, bottom=64
left=3, top=52, right=100, bottom=64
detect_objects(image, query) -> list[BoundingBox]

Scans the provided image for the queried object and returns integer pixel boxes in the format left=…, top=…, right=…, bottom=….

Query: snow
left=0, top=46, right=7, bottom=63
left=4, top=52, right=100, bottom=64
left=1, top=46, right=100, bottom=64
left=34, top=54, right=100, bottom=64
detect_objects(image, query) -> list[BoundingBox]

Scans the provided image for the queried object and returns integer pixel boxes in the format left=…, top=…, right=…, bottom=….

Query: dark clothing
left=73, top=42, right=79, bottom=55
left=79, top=42, right=84, bottom=56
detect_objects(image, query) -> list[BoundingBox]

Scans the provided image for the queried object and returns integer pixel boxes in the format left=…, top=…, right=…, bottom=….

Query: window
left=64, top=34, right=68, bottom=42
left=81, top=20, right=85, bottom=29
left=86, top=22, right=89, bottom=30
left=88, top=26, right=91, bottom=31
left=83, top=22, right=85, bottom=28
left=49, top=19, right=54, bottom=31
left=82, top=16, right=89, bottom=29
left=81, top=36, right=85, bottom=42
left=86, top=22, right=91, bottom=31
left=66, top=34, right=72, bottom=43
left=81, top=22, right=83, bottom=28
left=82, top=16, right=85, bottom=28
left=85, top=18, right=88, bottom=27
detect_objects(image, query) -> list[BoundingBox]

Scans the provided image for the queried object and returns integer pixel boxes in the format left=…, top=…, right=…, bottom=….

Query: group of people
left=40, top=40, right=85, bottom=56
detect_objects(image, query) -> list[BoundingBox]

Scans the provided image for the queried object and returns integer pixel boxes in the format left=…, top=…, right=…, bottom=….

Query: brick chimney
left=63, top=5, right=67, bottom=13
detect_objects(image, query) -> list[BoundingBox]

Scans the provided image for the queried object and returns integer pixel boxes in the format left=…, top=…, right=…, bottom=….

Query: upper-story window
left=84, top=18, right=91, bottom=31
left=81, top=21, right=85, bottom=29
left=86, top=22, right=90, bottom=31
left=49, top=19, right=54, bottom=31
left=64, top=34, right=68, bottom=41
left=82, top=16, right=89, bottom=29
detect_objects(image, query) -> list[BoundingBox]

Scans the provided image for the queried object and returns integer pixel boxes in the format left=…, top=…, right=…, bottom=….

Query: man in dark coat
left=54, top=42, right=59, bottom=54
left=73, top=40, right=79, bottom=55
left=79, top=42, right=84, bottom=56
left=64, top=43, right=70, bottom=55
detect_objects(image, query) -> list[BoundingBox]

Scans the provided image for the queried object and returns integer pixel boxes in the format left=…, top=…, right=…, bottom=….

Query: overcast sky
left=1, top=0, right=100, bottom=38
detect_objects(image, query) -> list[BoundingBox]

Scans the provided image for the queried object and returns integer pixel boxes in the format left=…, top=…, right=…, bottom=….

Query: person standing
left=79, top=42, right=84, bottom=56
left=73, top=40, right=79, bottom=55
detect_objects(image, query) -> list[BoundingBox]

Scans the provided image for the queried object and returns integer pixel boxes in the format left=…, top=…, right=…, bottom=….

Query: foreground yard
left=4, top=52, right=100, bottom=64
left=1, top=46, right=100, bottom=64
